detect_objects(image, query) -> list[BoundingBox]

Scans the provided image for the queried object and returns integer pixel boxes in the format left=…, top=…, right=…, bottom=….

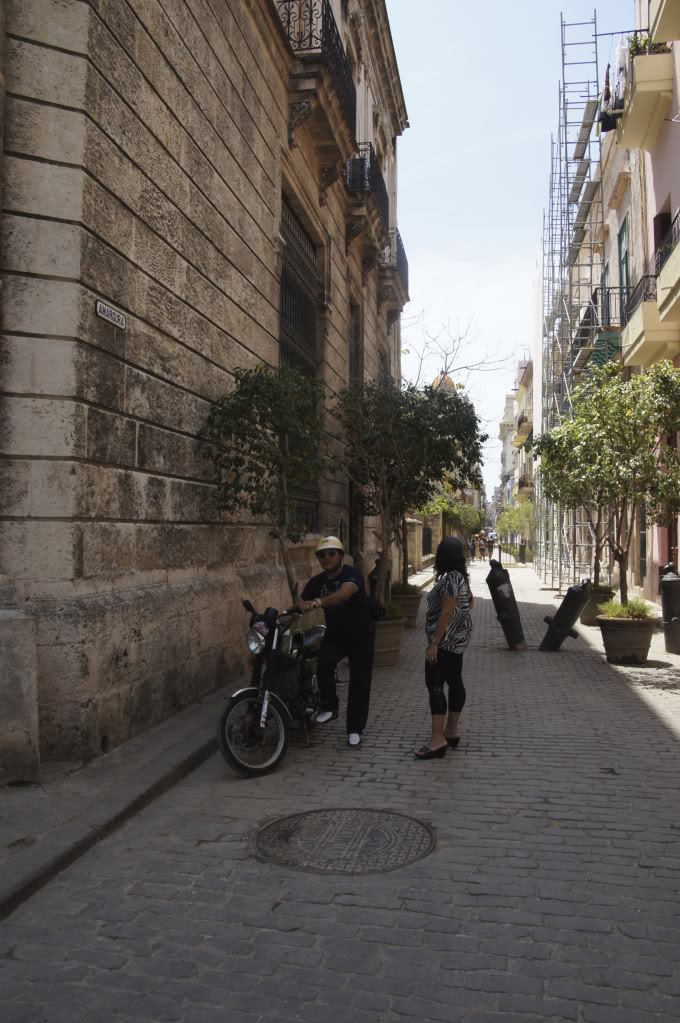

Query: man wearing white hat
left=300, top=536, right=375, bottom=747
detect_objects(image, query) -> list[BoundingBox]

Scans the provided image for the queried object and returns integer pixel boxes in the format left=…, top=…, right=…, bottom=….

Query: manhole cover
left=253, top=807, right=435, bottom=874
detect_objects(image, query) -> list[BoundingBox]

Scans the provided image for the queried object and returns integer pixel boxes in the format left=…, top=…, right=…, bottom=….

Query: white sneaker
left=347, top=732, right=361, bottom=747
left=316, top=710, right=336, bottom=724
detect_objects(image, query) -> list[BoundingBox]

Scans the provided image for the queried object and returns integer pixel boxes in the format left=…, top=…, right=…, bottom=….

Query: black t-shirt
left=301, top=564, right=371, bottom=635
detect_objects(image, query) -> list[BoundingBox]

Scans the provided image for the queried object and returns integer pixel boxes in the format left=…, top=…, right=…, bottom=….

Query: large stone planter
left=579, top=588, right=615, bottom=626
left=597, top=616, right=656, bottom=664
left=390, top=591, right=423, bottom=628
left=373, top=617, right=405, bottom=667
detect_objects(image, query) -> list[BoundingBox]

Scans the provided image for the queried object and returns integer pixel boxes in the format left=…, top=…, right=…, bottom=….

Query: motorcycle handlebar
left=242, top=599, right=302, bottom=619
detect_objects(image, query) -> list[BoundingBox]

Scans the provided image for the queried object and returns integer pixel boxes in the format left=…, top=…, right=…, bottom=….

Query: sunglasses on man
left=317, top=550, right=339, bottom=560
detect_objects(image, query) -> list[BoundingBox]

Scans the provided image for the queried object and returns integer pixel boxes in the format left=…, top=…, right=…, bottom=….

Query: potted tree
left=534, top=361, right=680, bottom=663
left=597, top=597, right=657, bottom=665
left=333, top=377, right=486, bottom=658
left=202, top=364, right=327, bottom=602
left=531, top=420, right=614, bottom=625
left=373, top=599, right=407, bottom=666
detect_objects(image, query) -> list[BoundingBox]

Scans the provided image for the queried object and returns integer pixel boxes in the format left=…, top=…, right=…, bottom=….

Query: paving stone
left=2, top=562, right=680, bottom=1022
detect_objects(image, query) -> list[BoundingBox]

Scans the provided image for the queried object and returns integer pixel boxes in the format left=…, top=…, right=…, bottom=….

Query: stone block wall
left=0, top=0, right=404, bottom=766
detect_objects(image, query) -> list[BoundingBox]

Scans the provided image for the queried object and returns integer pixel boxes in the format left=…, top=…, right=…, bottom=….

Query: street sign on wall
left=95, top=301, right=126, bottom=330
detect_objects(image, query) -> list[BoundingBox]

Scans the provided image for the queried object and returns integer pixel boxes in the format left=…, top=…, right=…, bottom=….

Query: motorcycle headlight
left=247, top=623, right=268, bottom=655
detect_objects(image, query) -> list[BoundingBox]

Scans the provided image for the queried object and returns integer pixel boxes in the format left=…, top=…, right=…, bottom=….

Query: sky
left=386, top=0, right=637, bottom=499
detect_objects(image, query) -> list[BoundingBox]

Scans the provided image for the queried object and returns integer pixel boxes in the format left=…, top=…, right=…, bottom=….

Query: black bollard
left=660, top=563, right=680, bottom=654
left=539, top=578, right=591, bottom=652
left=485, top=560, right=527, bottom=651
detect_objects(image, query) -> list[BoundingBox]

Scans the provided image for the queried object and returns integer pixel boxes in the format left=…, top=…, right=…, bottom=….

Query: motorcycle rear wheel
left=217, top=693, right=288, bottom=776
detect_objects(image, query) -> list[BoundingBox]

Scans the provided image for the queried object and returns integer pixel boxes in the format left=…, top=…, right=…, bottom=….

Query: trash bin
left=485, top=560, right=527, bottom=651
left=519, top=543, right=527, bottom=564
left=539, top=578, right=591, bottom=652
left=660, top=563, right=680, bottom=654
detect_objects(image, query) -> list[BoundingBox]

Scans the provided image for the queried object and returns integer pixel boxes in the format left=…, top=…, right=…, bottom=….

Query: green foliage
left=390, top=582, right=420, bottom=595
left=627, top=32, right=669, bottom=57
left=446, top=501, right=485, bottom=536
left=495, top=505, right=518, bottom=537
left=334, top=377, right=486, bottom=599
left=495, top=502, right=534, bottom=543
left=383, top=599, right=405, bottom=620
left=598, top=597, right=654, bottom=619
left=532, top=360, right=680, bottom=601
left=336, top=378, right=485, bottom=521
left=203, top=364, right=327, bottom=545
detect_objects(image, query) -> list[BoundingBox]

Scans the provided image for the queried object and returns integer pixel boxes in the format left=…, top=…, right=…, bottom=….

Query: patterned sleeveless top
left=425, top=570, right=473, bottom=653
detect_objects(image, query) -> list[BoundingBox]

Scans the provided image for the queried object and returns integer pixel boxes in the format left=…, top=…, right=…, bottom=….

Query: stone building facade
left=0, top=0, right=409, bottom=780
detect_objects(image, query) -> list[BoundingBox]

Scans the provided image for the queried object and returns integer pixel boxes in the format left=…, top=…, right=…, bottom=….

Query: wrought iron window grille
left=347, top=143, right=389, bottom=231
left=279, top=197, right=320, bottom=531
left=277, top=0, right=356, bottom=138
left=655, top=209, right=680, bottom=276
left=379, top=229, right=409, bottom=296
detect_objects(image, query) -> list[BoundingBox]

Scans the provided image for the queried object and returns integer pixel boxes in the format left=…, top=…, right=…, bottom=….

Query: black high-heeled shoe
left=446, top=736, right=461, bottom=749
left=414, top=745, right=447, bottom=760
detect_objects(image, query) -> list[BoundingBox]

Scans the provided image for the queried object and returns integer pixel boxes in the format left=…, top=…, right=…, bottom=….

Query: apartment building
left=0, top=0, right=409, bottom=779
left=497, top=392, right=517, bottom=507
left=536, top=2, right=679, bottom=594
left=511, top=360, right=534, bottom=503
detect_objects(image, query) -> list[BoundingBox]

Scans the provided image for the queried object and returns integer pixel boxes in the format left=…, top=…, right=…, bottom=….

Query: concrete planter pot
left=579, top=589, right=615, bottom=626
left=373, top=617, right=405, bottom=667
left=390, top=591, right=423, bottom=628
left=597, top=615, right=656, bottom=664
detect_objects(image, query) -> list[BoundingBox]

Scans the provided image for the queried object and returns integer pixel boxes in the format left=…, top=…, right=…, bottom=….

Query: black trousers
left=424, top=648, right=467, bottom=716
left=317, top=628, right=375, bottom=733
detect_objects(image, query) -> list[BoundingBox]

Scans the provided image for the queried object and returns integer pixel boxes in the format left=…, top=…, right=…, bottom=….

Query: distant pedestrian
left=469, top=536, right=476, bottom=560
left=487, top=536, right=494, bottom=560
left=477, top=532, right=486, bottom=561
left=415, top=536, right=473, bottom=760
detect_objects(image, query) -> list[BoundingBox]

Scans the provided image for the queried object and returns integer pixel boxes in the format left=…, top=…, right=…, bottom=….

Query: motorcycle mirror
left=242, top=600, right=255, bottom=613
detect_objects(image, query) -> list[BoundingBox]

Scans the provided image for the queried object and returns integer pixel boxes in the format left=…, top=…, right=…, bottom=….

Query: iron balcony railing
left=518, top=474, right=534, bottom=490
left=347, top=143, right=389, bottom=231
left=379, top=228, right=408, bottom=296
left=623, top=274, right=657, bottom=324
left=593, top=286, right=628, bottom=330
left=572, top=287, right=629, bottom=369
left=655, top=209, right=680, bottom=276
left=277, top=0, right=356, bottom=138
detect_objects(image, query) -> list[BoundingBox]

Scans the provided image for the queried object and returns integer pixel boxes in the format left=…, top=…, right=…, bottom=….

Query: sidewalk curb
left=0, top=686, right=235, bottom=921
left=0, top=738, right=216, bottom=922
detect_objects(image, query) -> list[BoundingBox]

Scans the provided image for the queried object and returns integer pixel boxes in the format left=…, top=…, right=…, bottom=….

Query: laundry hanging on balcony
left=597, top=61, right=622, bottom=133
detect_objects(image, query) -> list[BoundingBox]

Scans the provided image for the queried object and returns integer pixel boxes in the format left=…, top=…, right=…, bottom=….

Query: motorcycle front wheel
left=217, top=693, right=288, bottom=776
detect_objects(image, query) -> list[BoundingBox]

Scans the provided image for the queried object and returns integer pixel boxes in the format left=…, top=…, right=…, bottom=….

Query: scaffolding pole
left=536, top=11, right=605, bottom=590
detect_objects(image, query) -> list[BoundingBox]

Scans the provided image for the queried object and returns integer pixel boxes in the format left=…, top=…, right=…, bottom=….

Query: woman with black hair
left=415, top=536, right=473, bottom=760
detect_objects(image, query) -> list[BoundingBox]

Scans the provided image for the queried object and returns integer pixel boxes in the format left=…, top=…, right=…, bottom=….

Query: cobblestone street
left=2, top=561, right=680, bottom=1022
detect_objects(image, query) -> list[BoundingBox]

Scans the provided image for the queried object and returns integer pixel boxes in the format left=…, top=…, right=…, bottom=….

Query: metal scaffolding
left=535, top=11, right=607, bottom=589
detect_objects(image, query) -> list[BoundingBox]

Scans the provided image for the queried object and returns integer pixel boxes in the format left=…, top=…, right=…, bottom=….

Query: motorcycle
left=216, top=599, right=325, bottom=776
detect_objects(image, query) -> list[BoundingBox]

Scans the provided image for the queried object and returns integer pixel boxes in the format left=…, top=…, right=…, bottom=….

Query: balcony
left=655, top=210, right=680, bottom=324
left=572, top=286, right=627, bottom=372
left=517, top=473, right=534, bottom=497
left=650, top=0, right=680, bottom=44
left=512, top=411, right=532, bottom=447
left=378, top=228, right=409, bottom=315
left=616, top=51, right=674, bottom=151
left=347, top=143, right=389, bottom=231
left=277, top=0, right=356, bottom=152
left=622, top=274, right=680, bottom=367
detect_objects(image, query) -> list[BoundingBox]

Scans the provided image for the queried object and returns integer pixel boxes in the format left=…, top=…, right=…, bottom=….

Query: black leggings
left=425, top=648, right=466, bottom=716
